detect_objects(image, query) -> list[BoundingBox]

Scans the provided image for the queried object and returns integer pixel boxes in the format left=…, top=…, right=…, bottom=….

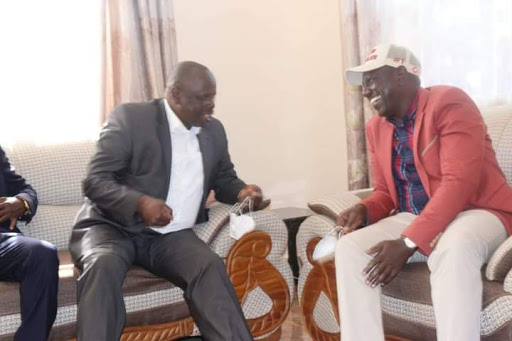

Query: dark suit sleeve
left=212, top=122, right=246, bottom=205
left=83, top=106, right=144, bottom=225
left=0, top=147, right=38, bottom=223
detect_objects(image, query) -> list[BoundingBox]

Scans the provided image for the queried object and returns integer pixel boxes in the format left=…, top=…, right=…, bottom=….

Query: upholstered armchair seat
left=297, top=105, right=512, bottom=340
left=0, top=141, right=293, bottom=341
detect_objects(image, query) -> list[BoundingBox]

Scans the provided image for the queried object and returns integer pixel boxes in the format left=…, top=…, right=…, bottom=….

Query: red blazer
left=360, top=86, right=512, bottom=255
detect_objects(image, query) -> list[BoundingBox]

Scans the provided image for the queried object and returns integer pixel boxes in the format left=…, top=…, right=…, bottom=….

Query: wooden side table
left=272, top=207, right=313, bottom=281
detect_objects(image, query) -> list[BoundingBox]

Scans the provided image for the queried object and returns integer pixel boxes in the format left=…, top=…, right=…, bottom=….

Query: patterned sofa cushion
left=193, top=203, right=231, bottom=245
left=18, top=205, right=80, bottom=251
left=307, top=192, right=361, bottom=220
left=381, top=263, right=512, bottom=340
left=505, top=268, right=512, bottom=294
left=486, top=236, right=512, bottom=281
left=484, top=105, right=512, bottom=183
left=0, top=251, right=189, bottom=341
left=5, top=142, right=96, bottom=206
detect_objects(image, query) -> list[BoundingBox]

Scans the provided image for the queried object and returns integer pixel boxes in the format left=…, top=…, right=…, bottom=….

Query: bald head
left=166, top=61, right=216, bottom=128
left=166, top=61, right=215, bottom=90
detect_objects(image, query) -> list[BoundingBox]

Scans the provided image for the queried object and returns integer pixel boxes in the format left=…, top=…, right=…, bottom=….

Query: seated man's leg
left=427, top=209, right=507, bottom=341
left=70, top=225, right=136, bottom=341
left=136, top=229, right=253, bottom=341
left=335, top=213, right=415, bottom=341
left=0, top=233, right=59, bottom=341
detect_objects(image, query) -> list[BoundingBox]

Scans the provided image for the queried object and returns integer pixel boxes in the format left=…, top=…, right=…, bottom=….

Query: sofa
left=0, top=141, right=293, bottom=340
left=297, top=105, right=512, bottom=340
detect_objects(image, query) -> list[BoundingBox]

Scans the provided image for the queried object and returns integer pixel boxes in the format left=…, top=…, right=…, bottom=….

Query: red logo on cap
left=412, top=66, right=419, bottom=73
left=366, top=54, right=377, bottom=61
left=393, top=57, right=404, bottom=64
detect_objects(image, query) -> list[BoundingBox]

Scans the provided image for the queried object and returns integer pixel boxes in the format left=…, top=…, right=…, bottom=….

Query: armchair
left=297, top=105, right=512, bottom=340
left=0, top=141, right=293, bottom=340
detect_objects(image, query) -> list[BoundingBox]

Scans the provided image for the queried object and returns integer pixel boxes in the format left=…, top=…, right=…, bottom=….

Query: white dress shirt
left=151, top=100, right=204, bottom=234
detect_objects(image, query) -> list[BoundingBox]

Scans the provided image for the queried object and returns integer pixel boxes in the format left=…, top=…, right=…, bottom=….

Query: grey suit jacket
left=73, top=99, right=246, bottom=234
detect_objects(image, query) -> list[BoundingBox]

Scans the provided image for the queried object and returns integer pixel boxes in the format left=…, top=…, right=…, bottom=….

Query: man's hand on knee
left=363, top=238, right=416, bottom=288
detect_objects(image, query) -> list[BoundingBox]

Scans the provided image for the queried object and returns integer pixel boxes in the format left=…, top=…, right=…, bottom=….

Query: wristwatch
left=401, top=236, right=418, bottom=250
left=15, top=196, right=31, bottom=216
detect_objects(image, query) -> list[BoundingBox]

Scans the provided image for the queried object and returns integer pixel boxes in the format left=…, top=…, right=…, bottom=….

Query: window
left=360, top=0, right=512, bottom=106
left=0, top=1, right=102, bottom=146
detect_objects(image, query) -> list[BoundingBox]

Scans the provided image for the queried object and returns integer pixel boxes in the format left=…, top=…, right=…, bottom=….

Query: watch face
left=403, top=237, right=417, bottom=249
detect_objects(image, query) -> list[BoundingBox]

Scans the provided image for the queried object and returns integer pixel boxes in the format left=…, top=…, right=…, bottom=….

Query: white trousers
left=335, top=210, right=507, bottom=341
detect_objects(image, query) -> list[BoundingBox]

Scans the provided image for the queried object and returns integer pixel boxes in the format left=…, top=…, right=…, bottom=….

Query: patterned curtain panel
left=339, top=0, right=380, bottom=190
left=102, top=0, right=178, bottom=122
left=340, top=0, right=512, bottom=189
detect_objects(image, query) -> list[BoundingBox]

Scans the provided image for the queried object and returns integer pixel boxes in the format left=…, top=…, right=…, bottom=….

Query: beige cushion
left=486, top=236, right=512, bottom=281
left=193, top=203, right=231, bottom=245
left=505, top=268, right=512, bottom=294
left=308, top=192, right=361, bottom=220
left=0, top=251, right=189, bottom=340
left=5, top=141, right=96, bottom=206
left=18, top=205, right=80, bottom=251
left=483, top=105, right=512, bottom=183
left=382, top=263, right=512, bottom=340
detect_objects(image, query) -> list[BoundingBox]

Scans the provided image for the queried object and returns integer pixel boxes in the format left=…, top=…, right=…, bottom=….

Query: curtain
left=102, top=0, right=178, bottom=122
left=340, top=0, right=512, bottom=189
left=339, top=0, right=380, bottom=190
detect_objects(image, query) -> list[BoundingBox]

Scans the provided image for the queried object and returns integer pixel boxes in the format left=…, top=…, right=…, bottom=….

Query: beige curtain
left=102, top=0, right=178, bottom=122
left=339, top=0, right=379, bottom=190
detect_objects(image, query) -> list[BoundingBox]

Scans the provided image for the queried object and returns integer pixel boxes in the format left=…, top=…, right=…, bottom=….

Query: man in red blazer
left=334, top=44, right=512, bottom=341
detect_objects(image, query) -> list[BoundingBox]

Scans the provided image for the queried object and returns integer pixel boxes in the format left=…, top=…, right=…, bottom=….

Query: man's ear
left=169, top=86, right=181, bottom=105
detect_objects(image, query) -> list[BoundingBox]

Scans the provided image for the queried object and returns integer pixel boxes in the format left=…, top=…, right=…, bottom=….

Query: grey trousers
left=69, top=225, right=253, bottom=341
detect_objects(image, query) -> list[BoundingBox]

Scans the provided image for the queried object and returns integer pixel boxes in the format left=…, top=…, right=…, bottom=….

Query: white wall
left=173, top=0, right=348, bottom=208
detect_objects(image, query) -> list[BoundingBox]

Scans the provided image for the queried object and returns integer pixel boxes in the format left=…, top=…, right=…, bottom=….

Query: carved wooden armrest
left=301, top=237, right=340, bottom=341
left=301, top=239, right=411, bottom=341
left=120, top=318, right=195, bottom=341
left=226, top=230, right=291, bottom=338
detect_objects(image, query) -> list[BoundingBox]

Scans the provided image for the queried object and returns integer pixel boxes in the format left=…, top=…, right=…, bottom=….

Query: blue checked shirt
left=389, top=92, right=429, bottom=215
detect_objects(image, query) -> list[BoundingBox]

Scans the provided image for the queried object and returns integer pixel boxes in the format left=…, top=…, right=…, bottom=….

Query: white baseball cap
left=346, top=44, right=421, bottom=86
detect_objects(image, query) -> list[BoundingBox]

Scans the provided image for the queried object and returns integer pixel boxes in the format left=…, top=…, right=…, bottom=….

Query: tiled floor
left=280, top=292, right=408, bottom=341
left=280, top=296, right=312, bottom=340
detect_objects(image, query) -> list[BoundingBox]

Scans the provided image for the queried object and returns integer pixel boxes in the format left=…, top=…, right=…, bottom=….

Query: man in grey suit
left=70, top=61, right=264, bottom=341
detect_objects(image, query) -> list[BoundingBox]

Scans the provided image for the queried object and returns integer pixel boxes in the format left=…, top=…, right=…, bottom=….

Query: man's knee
left=336, top=234, right=363, bottom=260
left=203, top=252, right=225, bottom=272
left=26, top=240, right=59, bottom=273
left=80, top=252, right=129, bottom=282
left=428, top=241, right=482, bottom=273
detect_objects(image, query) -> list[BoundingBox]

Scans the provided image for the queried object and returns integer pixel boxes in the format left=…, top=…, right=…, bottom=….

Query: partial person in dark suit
left=0, top=147, right=59, bottom=341
left=70, top=61, right=265, bottom=341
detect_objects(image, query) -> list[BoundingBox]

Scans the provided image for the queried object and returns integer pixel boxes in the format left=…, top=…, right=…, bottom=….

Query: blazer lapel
left=197, top=129, right=213, bottom=199
left=157, top=99, right=172, bottom=198
left=380, top=121, right=399, bottom=207
left=412, top=88, right=432, bottom=196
